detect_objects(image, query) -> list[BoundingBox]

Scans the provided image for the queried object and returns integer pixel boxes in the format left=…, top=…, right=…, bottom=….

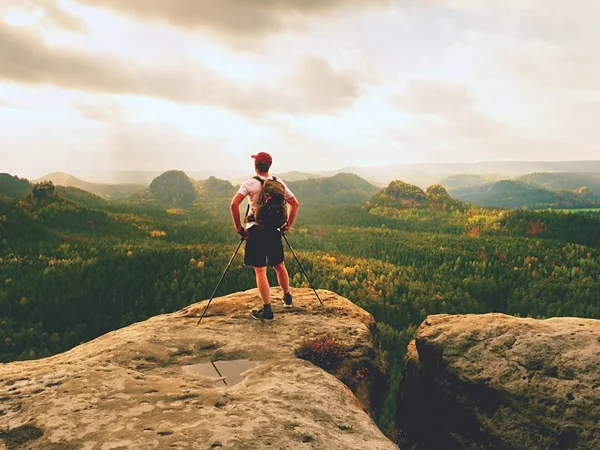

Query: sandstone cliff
left=0, top=288, right=398, bottom=450
left=400, top=313, right=600, bottom=450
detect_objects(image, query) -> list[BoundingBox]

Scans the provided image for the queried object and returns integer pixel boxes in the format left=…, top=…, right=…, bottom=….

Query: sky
left=1, top=0, right=599, bottom=181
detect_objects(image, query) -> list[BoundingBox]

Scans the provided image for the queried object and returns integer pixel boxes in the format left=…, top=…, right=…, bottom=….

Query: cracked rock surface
left=401, top=313, right=600, bottom=450
left=0, top=288, right=398, bottom=450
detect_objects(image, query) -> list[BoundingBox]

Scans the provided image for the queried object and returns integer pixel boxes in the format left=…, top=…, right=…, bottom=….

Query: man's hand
left=281, top=222, right=292, bottom=233
left=237, top=227, right=249, bottom=240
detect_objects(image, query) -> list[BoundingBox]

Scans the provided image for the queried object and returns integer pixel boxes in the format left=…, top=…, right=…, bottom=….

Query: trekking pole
left=196, top=238, right=244, bottom=326
left=281, top=232, right=323, bottom=306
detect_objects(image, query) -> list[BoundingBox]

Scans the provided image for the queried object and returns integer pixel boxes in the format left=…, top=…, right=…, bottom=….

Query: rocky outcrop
left=0, top=288, right=398, bottom=450
left=368, top=180, right=427, bottom=209
left=400, top=313, right=600, bottom=450
left=148, top=170, right=197, bottom=207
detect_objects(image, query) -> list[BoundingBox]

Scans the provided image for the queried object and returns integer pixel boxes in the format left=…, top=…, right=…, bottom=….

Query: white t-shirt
left=237, top=175, right=295, bottom=225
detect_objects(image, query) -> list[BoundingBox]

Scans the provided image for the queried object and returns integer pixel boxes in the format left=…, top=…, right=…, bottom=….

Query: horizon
left=12, top=156, right=600, bottom=185
left=6, top=158, right=600, bottom=188
left=2, top=0, right=599, bottom=178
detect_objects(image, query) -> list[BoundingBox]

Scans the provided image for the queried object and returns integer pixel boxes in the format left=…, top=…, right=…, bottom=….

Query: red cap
left=251, top=152, right=272, bottom=164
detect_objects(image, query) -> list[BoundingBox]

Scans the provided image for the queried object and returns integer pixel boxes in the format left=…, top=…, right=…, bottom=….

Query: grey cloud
left=0, top=21, right=137, bottom=89
left=0, top=23, right=365, bottom=115
left=73, top=0, right=388, bottom=36
left=289, top=57, right=362, bottom=113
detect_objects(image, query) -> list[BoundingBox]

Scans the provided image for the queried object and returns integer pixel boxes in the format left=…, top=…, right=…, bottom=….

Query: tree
left=32, top=181, right=55, bottom=200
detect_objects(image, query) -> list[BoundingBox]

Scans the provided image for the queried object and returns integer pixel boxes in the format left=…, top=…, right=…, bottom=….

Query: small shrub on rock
left=295, top=334, right=346, bottom=371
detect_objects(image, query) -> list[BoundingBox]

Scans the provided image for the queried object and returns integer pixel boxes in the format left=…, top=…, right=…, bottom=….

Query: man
left=230, top=152, right=300, bottom=320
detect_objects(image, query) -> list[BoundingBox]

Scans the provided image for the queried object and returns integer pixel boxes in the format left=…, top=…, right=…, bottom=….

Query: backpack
left=253, top=176, right=288, bottom=229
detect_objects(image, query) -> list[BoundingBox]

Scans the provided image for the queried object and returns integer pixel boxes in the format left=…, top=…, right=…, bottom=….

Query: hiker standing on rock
left=230, top=152, right=300, bottom=320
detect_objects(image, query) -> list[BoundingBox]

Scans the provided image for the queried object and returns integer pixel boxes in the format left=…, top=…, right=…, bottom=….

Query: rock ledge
left=0, top=288, right=398, bottom=450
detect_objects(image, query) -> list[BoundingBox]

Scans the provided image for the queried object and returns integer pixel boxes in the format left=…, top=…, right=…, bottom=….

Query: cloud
left=422, top=0, right=600, bottom=91
left=0, top=22, right=366, bottom=116
left=392, top=79, right=507, bottom=139
left=42, top=0, right=89, bottom=33
left=0, top=96, right=19, bottom=109
left=106, top=123, right=236, bottom=172
left=70, top=98, right=126, bottom=122
left=0, top=21, right=134, bottom=89
left=73, top=0, right=388, bottom=37
left=496, top=43, right=600, bottom=91
left=393, top=79, right=472, bottom=115
left=0, top=0, right=88, bottom=32
left=289, top=57, right=363, bottom=112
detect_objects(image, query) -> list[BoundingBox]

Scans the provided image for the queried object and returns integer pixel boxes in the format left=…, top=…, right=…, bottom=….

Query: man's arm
left=285, top=196, right=300, bottom=231
left=230, top=193, right=247, bottom=237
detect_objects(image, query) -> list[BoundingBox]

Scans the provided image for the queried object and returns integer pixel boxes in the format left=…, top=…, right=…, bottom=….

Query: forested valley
left=1, top=172, right=599, bottom=439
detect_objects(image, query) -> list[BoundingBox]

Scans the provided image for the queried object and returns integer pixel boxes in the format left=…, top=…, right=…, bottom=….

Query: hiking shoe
left=251, top=307, right=274, bottom=320
left=282, top=292, right=293, bottom=308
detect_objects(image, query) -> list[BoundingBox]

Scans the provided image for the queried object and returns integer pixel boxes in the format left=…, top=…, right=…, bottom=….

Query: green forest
left=1, top=172, right=600, bottom=441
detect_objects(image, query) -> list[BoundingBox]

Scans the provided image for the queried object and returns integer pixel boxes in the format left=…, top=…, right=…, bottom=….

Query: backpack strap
left=254, top=176, right=279, bottom=184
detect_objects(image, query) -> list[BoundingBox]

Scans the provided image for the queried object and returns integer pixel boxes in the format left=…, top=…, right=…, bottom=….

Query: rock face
left=400, top=313, right=600, bottom=450
left=0, top=288, right=398, bottom=450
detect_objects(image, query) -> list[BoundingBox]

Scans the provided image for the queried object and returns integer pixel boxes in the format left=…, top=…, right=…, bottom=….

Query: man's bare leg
left=273, top=262, right=290, bottom=294
left=254, top=266, right=271, bottom=305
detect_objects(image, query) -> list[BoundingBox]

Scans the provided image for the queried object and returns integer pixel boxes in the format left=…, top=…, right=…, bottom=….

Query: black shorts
left=244, top=226, right=284, bottom=268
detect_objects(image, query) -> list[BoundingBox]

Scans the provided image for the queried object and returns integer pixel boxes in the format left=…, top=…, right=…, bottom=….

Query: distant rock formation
left=149, top=170, right=198, bottom=207
left=0, top=289, right=398, bottom=450
left=200, top=176, right=236, bottom=196
left=400, top=314, right=600, bottom=449
left=368, top=180, right=427, bottom=209
left=425, top=184, right=451, bottom=199
left=367, top=180, right=465, bottom=212
left=425, top=184, right=467, bottom=211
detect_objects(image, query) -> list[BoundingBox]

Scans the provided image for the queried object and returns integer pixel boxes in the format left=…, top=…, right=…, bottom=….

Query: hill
left=130, top=170, right=198, bottom=207
left=277, top=170, right=324, bottom=181
left=286, top=173, right=380, bottom=209
left=126, top=172, right=238, bottom=214
left=232, top=171, right=323, bottom=185
left=35, top=172, right=145, bottom=200
left=198, top=176, right=237, bottom=200
left=55, top=186, right=110, bottom=209
left=439, top=173, right=505, bottom=190
left=516, top=172, right=600, bottom=196
left=0, top=197, right=52, bottom=245
left=451, top=180, right=600, bottom=209
left=0, top=173, right=31, bottom=200
left=318, top=160, right=600, bottom=187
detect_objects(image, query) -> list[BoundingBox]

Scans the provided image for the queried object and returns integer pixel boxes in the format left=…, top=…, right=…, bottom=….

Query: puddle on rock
left=183, top=360, right=258, bottom=386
